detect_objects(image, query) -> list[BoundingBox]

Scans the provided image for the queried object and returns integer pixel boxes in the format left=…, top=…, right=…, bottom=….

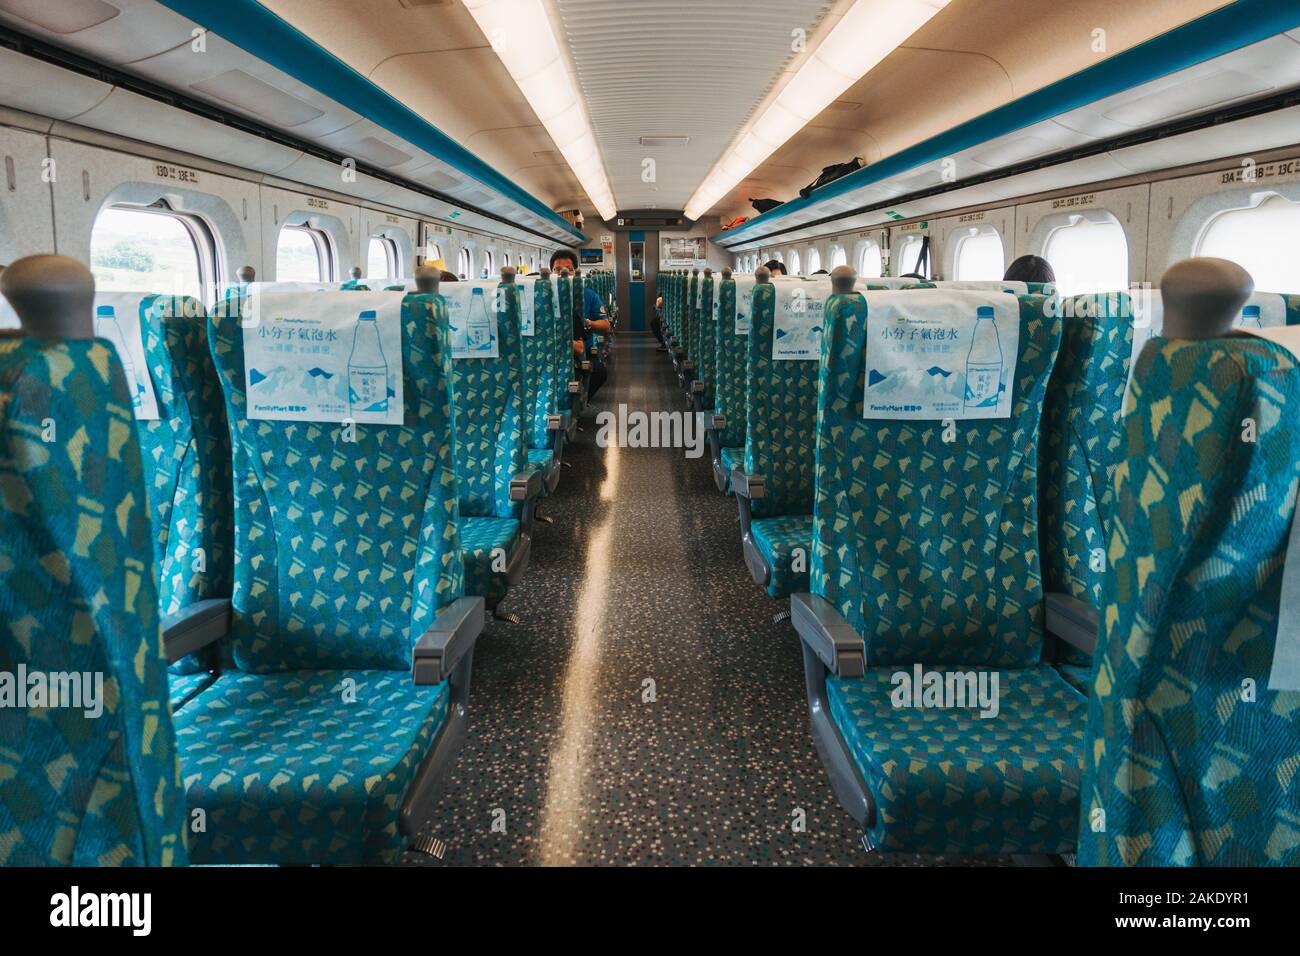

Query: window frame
left=951, top=225, right=1006, bottom=282
left=90, top=200, right=218, bottom=304
left=276, top=223, right=335, bottom=283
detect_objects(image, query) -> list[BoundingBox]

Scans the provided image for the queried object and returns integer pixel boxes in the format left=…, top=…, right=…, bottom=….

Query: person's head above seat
left=762, top=259, right=786, bottom=277
left=550, top=250, right=579, bottom=276
left=1003, top=254, right=1056, bottom=284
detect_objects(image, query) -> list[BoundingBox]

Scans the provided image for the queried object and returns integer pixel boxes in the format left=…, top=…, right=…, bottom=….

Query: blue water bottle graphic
left=1241, top=304, right=1262, bottom=328
left=348, top=309, right=388, bottom=421
left=95, top=305, right=143, bottom=412
left=466, top=287, right=493, bottom=353
left=964, top=305, right=1002, bottom=410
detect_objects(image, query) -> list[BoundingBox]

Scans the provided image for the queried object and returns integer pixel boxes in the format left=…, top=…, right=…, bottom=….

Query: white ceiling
left=552, top=0, right=834, bottom=213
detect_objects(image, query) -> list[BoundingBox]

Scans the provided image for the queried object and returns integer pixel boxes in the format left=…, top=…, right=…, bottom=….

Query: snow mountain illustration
left=249, top=364, right=339, bottom=400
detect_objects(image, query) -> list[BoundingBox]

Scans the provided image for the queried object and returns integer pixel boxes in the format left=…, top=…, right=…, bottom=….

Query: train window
left=953, top=227, right=1004, bottom=281
left=829, top=246, right=847, bottom=269
left=482, top=249, right=494, bottom=278
left=894, top=234, right=928, bottom=278
left=788, top=250, right=801, bottom=275
left=89, top=204, right=208, bottom=301
left=426, top=242, right=442, bottom=263
left=806, top=248, right=821, bottom=274
left=1196, top=194, right=1300, bottom=293
left=859, top=241, right=883, bottom=278
left=1043, top=216, right=1128, bottom=295
left=276, top=225, right=331, bottom=282
left=366, top=236, right=399, bottom=280
left=459, top=247, right=471, bottom=279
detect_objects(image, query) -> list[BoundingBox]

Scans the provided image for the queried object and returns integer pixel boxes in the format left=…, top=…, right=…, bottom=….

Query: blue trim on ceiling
left=713, top=0, right=1300, bottom=246
left=157, top=0, right=587, bottom=245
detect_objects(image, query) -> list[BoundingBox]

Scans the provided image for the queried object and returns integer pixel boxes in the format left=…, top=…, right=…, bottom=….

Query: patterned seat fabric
left=828, top=665, right=1087, bottom=854
left=719, top=445, right=743, bottom=478
left=173, top=670, right=447, bottom=865
left=459, top=515, right=521, bottom=606
left=450, top=279, right=529, bottom=606
left=1079, top=333, right=1300, bottom=867
left=1039, top=293, right=1132, bottom=677
left=555, top=274, right=576, bottom=416
left=744, top=281, right=818, bottom=523
left=696, top=272, right=716, bottom=407
left=132, top=295, right=233, bottom=703
left=521, top=276, right=556, bottom=457
left=527, top=448, right=554, bottom=470
left=685, top=271, right=700, bottom=369
left=811, top=289, right=1081, bottom=855
left=201, top=291, right=466, bottom=864
left=0, top=335, right=186, bottom=866
left=750, top=514, right=813, bottom=598
left=713, top=276, right=750, bottom=455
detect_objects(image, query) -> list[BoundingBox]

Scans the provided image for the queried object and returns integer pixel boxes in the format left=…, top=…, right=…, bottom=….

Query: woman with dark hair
left=761, top=259, right=786, bottom=277
left=1003, top=254, right=1056, bottom=284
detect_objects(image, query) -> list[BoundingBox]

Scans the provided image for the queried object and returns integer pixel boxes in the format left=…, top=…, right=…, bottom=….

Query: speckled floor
left=409, top=334, right=1008, bottom=866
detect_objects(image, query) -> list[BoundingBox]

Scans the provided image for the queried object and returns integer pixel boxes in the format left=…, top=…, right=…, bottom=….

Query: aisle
left=411, top=335, right=955, bottom=865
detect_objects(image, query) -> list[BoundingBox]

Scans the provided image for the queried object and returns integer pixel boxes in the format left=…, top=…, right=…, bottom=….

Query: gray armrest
left=546, top=413, right=570, bottom=432
left=706, top=413, right=725, bottom=432
left=580, top=360, right=592, bottom=372
left=730, top=467, right=765, bottom=500
left=1044, top=592, right=1099, bottom=657
left=791, top=593, right=865, bottom=678
left=161, top=598, right=230, bottom=665
left=689, top=379, right=704, bottom=395
left=568, top=380, right=581, bottom=395
left=412, top=596, right=485, bottom=685
left=510, top=467, right=544, bottom=503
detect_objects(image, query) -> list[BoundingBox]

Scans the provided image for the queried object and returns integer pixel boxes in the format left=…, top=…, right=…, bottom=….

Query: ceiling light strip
left=464, top=0, right=617, bottom=221
left=683, top=0, right=950, bottom=221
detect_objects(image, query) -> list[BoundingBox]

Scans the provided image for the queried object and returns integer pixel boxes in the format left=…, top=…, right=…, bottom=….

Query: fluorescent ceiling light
left=683, top=0, right=950, bottom=221
left=464, top=0, right=616, bottom=222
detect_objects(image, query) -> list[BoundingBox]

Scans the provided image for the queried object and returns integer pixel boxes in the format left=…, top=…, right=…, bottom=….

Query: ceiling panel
left=553, top=0, right=835, bottom=212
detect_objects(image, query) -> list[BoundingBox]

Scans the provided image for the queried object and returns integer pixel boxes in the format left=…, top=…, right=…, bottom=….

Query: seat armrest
left=730, top=467, right=765, bottom=500
left=510, top=467, right=545, bottom=503
left=580, top=360, right=592, bottom=372
left=1044, top=592, right=1099, bottom=657
left=791, top=593, right=865, bottom=678
left=546, top=413, right=570, bottom=432
left=689, top=379, right=704, bottom=395
left=706, top=413, right=725, bottom=432
left=161, top=598, right=231, bottom=665
left=567, top=380, right=581, bottom=395
left=412, top=596, right=485, bottom=685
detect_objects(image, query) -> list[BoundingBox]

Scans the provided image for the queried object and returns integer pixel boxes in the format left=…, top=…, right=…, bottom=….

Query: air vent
left=639, top=136, right=690, bottom=148
left=349, top=136, right=414, bottom=169
left=827, top=100, right=862, bottom=112
left=191, top=70, right=324, bottom=127
left=0, top=0, right=120, bottom=33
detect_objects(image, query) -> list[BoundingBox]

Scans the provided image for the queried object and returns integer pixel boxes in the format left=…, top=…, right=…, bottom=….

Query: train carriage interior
left=0, top=0, right=1298, bottom=911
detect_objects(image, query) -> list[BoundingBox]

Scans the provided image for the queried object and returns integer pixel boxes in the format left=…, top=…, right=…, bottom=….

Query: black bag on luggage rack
left=799, top=157, right=866, bottom=198
left=750, top=197, right=783, bottom=214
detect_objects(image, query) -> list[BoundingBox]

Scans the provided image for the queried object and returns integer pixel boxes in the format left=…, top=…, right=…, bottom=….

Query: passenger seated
left=762, top=259, right=786, bottom=277
left=552, top=250, right=610, bottom=401
left=1004, top=254, right=1056, bottom=285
